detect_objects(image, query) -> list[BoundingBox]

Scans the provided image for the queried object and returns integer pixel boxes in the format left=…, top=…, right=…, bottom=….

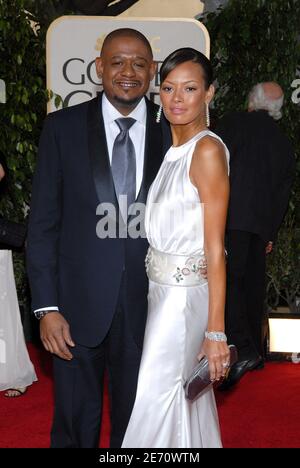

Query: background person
left=216, top=82, right=295, bottom=390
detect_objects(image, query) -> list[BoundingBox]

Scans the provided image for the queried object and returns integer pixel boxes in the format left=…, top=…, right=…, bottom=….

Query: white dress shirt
left=102, top=93, right=146, bottom=197
left=34, top=94, right=147, bottom=315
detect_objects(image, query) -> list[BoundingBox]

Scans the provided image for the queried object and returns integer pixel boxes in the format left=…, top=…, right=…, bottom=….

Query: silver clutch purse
left=184, top=344, right=238, bottom=401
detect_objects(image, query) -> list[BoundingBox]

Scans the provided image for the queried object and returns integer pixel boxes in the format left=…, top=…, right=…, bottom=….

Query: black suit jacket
left=216, top=110, right=295, bottom=241
left=27, top=94, right=170, bottom=347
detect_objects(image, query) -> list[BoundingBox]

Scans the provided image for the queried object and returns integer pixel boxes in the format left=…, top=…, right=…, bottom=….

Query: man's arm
left=26, top=114, right=62, bottom=309
left=270, top=148, right=296, bottom=240
left=26, top=114, right=74, bottom=360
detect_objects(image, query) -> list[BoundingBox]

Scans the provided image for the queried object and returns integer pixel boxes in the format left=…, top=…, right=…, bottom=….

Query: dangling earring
left=205, top=103, right=210, bottom=128
left=156, top=105, right=162, bottom=123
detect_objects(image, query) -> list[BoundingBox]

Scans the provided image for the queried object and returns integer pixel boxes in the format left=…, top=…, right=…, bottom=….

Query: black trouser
left=50, top=275, right=143, bottom=448
left=225, top=230, right=267, bottom=361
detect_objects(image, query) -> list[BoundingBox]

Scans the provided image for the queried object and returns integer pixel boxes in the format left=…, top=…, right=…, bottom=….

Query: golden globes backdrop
left=46, top=16, right=210, bottom=112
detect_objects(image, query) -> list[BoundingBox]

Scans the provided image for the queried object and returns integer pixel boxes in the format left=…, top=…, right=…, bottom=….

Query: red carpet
left=0, top=344, right=299, bottom=448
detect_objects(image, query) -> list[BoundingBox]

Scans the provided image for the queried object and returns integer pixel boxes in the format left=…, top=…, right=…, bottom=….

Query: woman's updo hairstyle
left=160, top=47, right=213, bottom=90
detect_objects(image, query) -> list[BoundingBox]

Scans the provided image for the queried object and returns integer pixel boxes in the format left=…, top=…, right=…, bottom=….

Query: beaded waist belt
left=145, top=246, right=208, bottom=287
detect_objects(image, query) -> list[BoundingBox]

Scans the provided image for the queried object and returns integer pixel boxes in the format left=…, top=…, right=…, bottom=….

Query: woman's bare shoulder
left=193, top=135, right=226, bottom=166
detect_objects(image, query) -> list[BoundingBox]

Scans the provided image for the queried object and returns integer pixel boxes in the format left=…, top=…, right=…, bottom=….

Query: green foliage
left=24, top=0, right=74, bottom=29
left=204, top=0, right=300, bottom=311
left=0, top=0, right=48, bottom=294
left=0, top=0, right=47, bottom=220
left=266, top=225, right=300, bottom=313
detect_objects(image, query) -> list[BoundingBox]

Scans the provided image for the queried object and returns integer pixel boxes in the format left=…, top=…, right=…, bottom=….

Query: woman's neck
left=171, top=122, right=207, bottom=147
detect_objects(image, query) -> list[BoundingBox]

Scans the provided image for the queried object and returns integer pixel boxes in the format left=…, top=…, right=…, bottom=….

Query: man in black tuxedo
left=27, top=28, right=170, bottom=447
left=216, top=82, right=295, bottom=389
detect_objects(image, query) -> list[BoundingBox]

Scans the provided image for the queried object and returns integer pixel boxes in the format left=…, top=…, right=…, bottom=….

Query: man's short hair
left=101, top=28, right=153, bottom=58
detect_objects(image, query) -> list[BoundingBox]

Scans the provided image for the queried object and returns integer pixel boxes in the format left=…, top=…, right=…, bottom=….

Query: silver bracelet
left=205, top=331, right=227, bottom=342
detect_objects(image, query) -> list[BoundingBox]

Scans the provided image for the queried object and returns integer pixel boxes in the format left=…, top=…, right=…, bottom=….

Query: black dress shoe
left=218, top=356, right=263, bottom=391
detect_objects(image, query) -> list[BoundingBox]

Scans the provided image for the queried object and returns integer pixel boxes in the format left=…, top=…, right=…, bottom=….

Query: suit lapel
left=88, top=95, right=167, bottom=226
left=87, top=93, right=118, bottom=208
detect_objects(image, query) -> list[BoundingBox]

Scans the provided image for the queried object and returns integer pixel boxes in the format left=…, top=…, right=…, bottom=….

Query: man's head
left=95, top=28, right=156, bottom=115
left=248, top=82, right=284, bottom=120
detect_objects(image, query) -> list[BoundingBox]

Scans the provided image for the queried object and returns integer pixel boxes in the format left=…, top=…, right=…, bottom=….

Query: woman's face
left=160, top=60, right=214, bottom=126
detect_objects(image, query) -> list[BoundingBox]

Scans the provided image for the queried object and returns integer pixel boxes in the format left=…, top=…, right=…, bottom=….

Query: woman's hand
left=198, top=339, right=230, bottom=382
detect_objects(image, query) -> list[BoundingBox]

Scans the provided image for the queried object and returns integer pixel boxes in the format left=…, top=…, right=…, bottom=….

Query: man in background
left=216, top=82, right=295, bottom=389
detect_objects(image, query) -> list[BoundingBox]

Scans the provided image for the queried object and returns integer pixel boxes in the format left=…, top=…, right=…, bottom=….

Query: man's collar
left=102, top=93, right=147, bottom=125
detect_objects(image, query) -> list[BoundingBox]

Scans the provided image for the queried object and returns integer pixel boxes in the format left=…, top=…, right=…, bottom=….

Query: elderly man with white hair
left=248, top=82, right=284, bottom=120
left=216, top=82, right=295, bottom=390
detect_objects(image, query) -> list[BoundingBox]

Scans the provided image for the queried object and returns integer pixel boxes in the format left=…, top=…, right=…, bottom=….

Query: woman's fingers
left=207, top=348, right=231, bottom=381
left=200, top=340, right=231, bottom=382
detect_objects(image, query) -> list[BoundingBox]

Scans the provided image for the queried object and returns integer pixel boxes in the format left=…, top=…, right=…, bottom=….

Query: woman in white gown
left=0, top=158, right=37, bottom=397
left=122, top=48, right=230, bottom=448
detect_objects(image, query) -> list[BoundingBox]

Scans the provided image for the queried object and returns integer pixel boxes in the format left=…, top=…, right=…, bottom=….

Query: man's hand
left=40, top=312, right=75, bottom=360
left=266, top=241, right=273, bottom=254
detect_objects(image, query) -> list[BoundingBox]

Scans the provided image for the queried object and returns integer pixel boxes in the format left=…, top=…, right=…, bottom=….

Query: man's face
left=96, top=36, right=156, bottom=115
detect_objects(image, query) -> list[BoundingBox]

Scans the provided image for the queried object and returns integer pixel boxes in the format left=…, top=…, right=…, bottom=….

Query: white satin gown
left=0, top=250, right=37, bottom=391
left=122, top=130, right=229, bottom=448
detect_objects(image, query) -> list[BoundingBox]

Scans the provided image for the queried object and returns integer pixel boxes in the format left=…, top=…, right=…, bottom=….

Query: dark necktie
left=111, top=117, right=136, bottom=221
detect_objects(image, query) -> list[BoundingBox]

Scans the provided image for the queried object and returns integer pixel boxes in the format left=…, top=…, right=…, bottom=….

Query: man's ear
left=95, top=57, right=103, bottom=79
left=150, top=61, right=158, bottom=81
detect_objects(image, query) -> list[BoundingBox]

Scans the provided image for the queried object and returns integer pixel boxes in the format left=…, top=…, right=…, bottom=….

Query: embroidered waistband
left=145, top=246, right=207, bottom=287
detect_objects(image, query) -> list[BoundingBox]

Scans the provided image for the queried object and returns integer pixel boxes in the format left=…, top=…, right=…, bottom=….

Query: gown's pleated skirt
left=122, top=279, right=222, bottom=448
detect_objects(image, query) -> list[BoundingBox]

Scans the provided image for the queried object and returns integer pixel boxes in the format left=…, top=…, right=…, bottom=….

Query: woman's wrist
left=205, top=331, right=227, bottom=342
